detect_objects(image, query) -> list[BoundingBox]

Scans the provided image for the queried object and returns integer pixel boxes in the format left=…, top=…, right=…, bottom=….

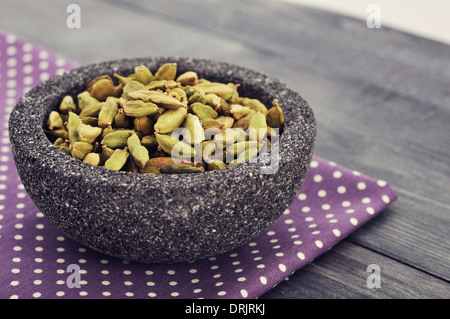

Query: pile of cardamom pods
left=45, top=63, right=285, bottom=174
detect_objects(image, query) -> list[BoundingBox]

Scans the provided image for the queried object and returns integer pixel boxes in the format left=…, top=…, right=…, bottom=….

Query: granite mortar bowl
left=9, top=57, right=316, bottom=264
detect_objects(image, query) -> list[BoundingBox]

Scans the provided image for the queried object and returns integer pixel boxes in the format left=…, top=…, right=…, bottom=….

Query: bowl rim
left=9, top=56, right=317, bottom=189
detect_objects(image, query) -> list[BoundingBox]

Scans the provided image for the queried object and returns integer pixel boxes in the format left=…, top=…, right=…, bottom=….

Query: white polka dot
left=22, top=53, right=33, bottom=63
left=6, top=34, right=17, bottom=43
left=310, top=160, right=319, bottom=168
left=298, top=193, right=307, bottom=200
left=38, top=50, right=50, bottom=59
left=337, top=186, right=346, bottom=194
left=297, top=252, right=305, bottom=260
left=260, top=276, right=267, bottom=285
left=321, top=203, right=331, bottom=210
left=377, top=180, right=387, bottom=187
left=32, top=292, right=41, bottom=298
left=240, top=289, right=248, bottom=298
left=333, top=170, right=342, bottom=178
left=301, top=206, right=310, bottom=213
left=313, top=174, right=323, bottom=182
left=350, top=218, right=358, bottom=226
left=382, top=195, right=390, bottom=203
left=317, top=190, right=327, bottom=197
left=357, top=182, right=367, bottom=190
left=7, top=57, right=17, bottom=67
left=23, top=65, right=33, bottom=74
left=278, top=264, right=287, bottom=272
left=362, top=197, right=371, bottom=204
left=217, top=291, right=226, bottom=296
left=341, top=201, right=351, bottom=207
left=22, top=43, right=33, bottom=52
left=366, top=207, right=375, bottom=215
left=315, top=240, right=323, bottom=248
left=333, top=229, right=341, bottom=237
left=39, top=72, right=50, bottom=81
left=39, top=60, right=49, bottom=70
left=55, top=58, right=66, bottom=67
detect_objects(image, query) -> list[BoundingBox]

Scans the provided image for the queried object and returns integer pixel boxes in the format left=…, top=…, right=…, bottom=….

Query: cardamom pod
left=155, top=133, right=196, bottom=159
left=113, top=108, right=131, bottom=128
left=71, top=141, right=94, bottom=160
left=104, top=148, right=129, bottom=171
left=154, top=107, right=187, bottom=134
left=128, top=90, right=186, bottom=109
left=77, top=123, right=102, bottom=144
left=87, top=76, right=116, bottom=101
left=146, top=80, right=180, bottom=91
left=134, top=65, right=154, bottom=85
left=47, top=111, right=64, bottom=130
left=154, top=63, right=177, bottom=81
left=230, top=104, right=253, bottom=120
left=159, top=163, right=204, bottom=174
left=191, top=102, right=218, bottom=120
left=199, top=83, right=234, bottom=101
left=122, top=80, right=147, bottom=98
left=59, top=95, right=77, bottom=114
left=227, top=83, right=241, bottom=104
left=77, top=91, right=100, bottom=110
left=242, top=98, right=269, bottom=116
left=188, top=90, right=208, bottom=105
left=176, top=71, right=198, bottom=86
left=101, top=129, right=134, bottom=149
left=83, top=152, right=101, bottom=166
left=233, top=110, right=256, bottom=131
left=100, top=145, right=115, bottom=163
left=215, top=115, right=234, bottom=129
left=226, top=141, right=260, bottom=157
left=127, top=133, right=150, bottom=169
left=80, top=116, right=99, bottom=127
left=201, top=118, right=224, bottom=132
left=122, top=100, right=160, bottom=117
left=67, top=111, right=82, bottom=143
left=140, top=134, right=158, bottom=150
left=113, top=73, right=136, bottom=86
left=182, top=113, right=205, bottom=146
left=131, top=116, right=153, bottom=136
left=79, top=101, right=104, bottom=118
left=207, top=159, right=228, bottom=171
left=248, top=111, right=268, bottom=143
left=45, top=129, right=69, bottom=141
left=266, top=100, right=285, bottom=130
left=98, top=97, right=119, bottom=128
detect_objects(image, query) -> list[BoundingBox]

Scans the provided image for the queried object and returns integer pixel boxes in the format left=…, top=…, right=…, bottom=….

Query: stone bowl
left=9, top=57, right=317, bottom=264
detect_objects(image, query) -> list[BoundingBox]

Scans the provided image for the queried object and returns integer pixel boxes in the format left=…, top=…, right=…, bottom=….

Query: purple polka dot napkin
left=0, top=30, right=397, bottom=299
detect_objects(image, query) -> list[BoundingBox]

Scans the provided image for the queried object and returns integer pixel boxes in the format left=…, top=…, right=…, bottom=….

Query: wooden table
left=1, top=0, right=449, bottom=298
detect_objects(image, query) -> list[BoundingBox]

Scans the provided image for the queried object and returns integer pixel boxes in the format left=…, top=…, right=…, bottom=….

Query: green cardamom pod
left=45, top=129, right=69, bottom=141
left=128, top=90, right=186, bottom=109
left=159, top=163, right=204, bottom=174
left=47, top=111, right=64, bottom=130
left=213, top=128, right=245, bottom=149
left=154, top=107, right=187, bottom=134
left=140, top=134, right=158, bottom=150
left=233, top=110, right=256, bottom=131
left=77, top=91, right=100, bottom=110
left=122, top=100, right=160, bottom=117
left=122, top=80, right=147, bottom=98
left=127, top=133, right=150, bottom=169
left=100, top=145, right=115, bottom=163
left=154, top=63, right=177, bottom=81
left=207, top=159, right=228, bottom=171
left=83, top=152, right=101, bottom=166
left=200, top=118, right=225, bottom=132
left=87, top=75, right=116, bottom=101
left=80, top=116, right=98, bottom=126
left=176, top=71, right=198, bottom=86
left=77, top=123, right=102, bottom=144
left=101, top=130, right=134, bottom=149
left=104, top=148, right=129, bottom=171
left=71, top=141, right=94, bottom=160
left=248, top=111, right=268, bottom=143
left=215, top=115, right=234, bottom=129
left=133, top=116, right=154, bottom=136
left=79, top=101, right=104, bottom=118
left=188, top=90, right=208, bottom=105
left=196, top=83, right=234, bottom=101
left=113, top=73, right=136, bottom=86
left=226, top=141, right=260, bottom=157
left=182, top=113, right=205, bottom=146
left=242, top=98, right=269, bottom=116
left=67, top=111, right=82, bottom=143
left=113, top=108, right=131, bottom=129
left=98, top=97, right=119, bottom=128
left=155, top=133, right=196, bottom=159
left=266, top=100, right=285, bottom=130
left=134, top=65, right=154, bottom=85
left=146, top=80, right=180, bottom=91
left=59, top=95, right=77, bottom=114
left=230, top=104, right=253, bottom=120
left=227, top=83, right=240, bottom=104
left=191, top=102, right=218, bottom=120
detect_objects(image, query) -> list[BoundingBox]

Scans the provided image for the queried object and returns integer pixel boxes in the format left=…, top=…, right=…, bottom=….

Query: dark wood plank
left=261, top=241, right=450, bottom=299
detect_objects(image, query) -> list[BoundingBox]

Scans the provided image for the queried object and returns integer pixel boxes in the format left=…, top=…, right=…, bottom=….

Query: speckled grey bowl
left=9, top=57, right=316, bottom=264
